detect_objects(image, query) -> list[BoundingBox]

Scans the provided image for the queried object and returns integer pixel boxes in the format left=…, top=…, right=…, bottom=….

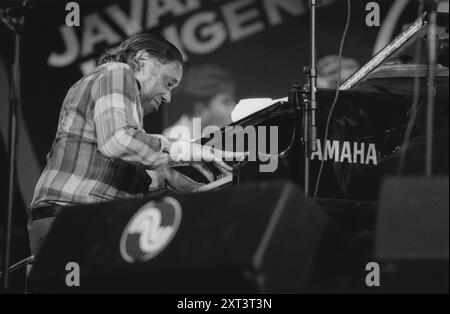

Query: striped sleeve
left=92, top=65, right=172, bottom=168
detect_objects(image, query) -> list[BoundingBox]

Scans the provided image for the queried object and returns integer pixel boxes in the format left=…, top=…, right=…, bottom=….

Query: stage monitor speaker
left=28, top=181, right=366, bottom=294
left=376, top=177, right=449, bottom=293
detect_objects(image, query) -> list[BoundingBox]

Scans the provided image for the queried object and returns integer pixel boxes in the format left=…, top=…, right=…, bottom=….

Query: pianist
left=28, top=33, right=232, bottom=256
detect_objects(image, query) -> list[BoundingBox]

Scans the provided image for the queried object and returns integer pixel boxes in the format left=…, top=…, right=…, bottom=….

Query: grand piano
left=186, top=11, right=449, bottom=197
left=174, top=11, right=449, bottom=238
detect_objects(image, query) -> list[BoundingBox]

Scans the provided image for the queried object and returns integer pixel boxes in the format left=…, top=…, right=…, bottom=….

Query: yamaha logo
left=120, top=197, right=182, bottom=263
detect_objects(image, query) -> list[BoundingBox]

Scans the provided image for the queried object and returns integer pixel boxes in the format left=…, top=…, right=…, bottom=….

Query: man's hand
left=155, top=166, right=205, bottom=193
left=170, top=141, right=247, bottom=173
left=165, top=168, right=205, bottom=193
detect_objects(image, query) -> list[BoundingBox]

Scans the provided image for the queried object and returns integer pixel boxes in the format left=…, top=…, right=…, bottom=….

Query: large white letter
left=262, top=0, right=305, bottom=26
left=353, top=142, right=365, bottom=164
left=259, top=126, right=279, bottom=173
left=365, top=262, right=381, bottom=287
left=203, top=125, right=223, bottom=160
left=106, top=0, right=144, bottom=36
left=146, top=0, right=186, bottom=29
left=65, top=2, right=81, bottom=27
left=234, top=126, right=257, bottom=161
left=340, top=142, right=352, bottom=163
left=48, top=26, right=80, bottom=67
left=81, top=13, right=121, bottom=56
left=366, top=2, right=381, bottom=27
left=366, top=144, right=378, bottom=165
left=185, top=0, right=201, bottom=11
left=222, top=0, right=265, bottom=42
left=311, top=139, right=323, bottom=161
left=325, top=140, right=340, bottom=162
left=65, top=262, right=81, bottom=287
left=181, top=12, right=227, bottom=54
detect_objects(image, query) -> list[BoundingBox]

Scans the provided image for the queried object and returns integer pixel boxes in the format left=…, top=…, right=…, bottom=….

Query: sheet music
left=231, top=97, right=288, bottom=122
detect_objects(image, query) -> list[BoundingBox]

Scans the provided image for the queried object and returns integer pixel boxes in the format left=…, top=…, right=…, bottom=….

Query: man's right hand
left=158, top=166, right=205, bottom=193
left=169, top=141, right=247, bottom=173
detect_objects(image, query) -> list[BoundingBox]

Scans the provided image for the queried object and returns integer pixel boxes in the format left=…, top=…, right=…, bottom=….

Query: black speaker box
left=28, top=181, right=366, bottom=294
left=376, top=177, right=449, bottom=293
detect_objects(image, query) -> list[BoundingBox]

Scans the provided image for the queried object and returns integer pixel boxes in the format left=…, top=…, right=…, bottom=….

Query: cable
left=274, top=101, right=299, bottom=160
left=313, top=0, right=352, bottom=200
left=397, top=1, right=425, bottom=175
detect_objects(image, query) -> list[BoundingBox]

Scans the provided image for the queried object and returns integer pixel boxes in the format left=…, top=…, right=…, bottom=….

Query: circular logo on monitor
left=120, top=197, right=182, bottom=263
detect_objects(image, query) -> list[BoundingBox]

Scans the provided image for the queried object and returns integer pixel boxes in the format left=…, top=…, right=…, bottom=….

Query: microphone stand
left=0, top=1, right=27, bottom=291
left=425, top=0, right=439, bottom=176
left=303, top=0, right=319, bottom=197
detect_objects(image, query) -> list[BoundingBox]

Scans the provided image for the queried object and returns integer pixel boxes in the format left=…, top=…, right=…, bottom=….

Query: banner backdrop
left=0, top=0, right=421, bottom=222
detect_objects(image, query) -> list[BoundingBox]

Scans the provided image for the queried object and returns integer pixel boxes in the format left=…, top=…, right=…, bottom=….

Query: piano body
left=188, top=11, right=449, bottom=204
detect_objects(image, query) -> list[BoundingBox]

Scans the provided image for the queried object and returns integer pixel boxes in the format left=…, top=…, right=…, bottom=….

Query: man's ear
left=135, top=50, right=152, bottom=70
left=135, top=50, right=151, bottom=61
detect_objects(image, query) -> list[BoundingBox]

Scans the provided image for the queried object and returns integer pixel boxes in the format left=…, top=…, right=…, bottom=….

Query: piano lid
left=340, top=13, right=430, bottom=91
left=341, top=11, right=449, bottom=96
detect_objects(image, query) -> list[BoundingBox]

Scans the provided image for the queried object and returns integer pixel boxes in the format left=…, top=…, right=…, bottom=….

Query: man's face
left=135, top=56, right=183, bottom=115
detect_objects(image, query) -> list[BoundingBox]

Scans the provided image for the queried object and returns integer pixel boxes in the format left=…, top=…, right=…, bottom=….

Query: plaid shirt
left=31, top=62, right=171, bottom=209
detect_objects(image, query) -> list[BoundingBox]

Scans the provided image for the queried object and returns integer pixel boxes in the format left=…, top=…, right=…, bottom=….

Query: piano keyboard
left=196, top=175, right=233, bottom=192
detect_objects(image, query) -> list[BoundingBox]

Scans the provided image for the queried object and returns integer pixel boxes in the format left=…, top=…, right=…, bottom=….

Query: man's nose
left=162, top=92, right=171, bottom=104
